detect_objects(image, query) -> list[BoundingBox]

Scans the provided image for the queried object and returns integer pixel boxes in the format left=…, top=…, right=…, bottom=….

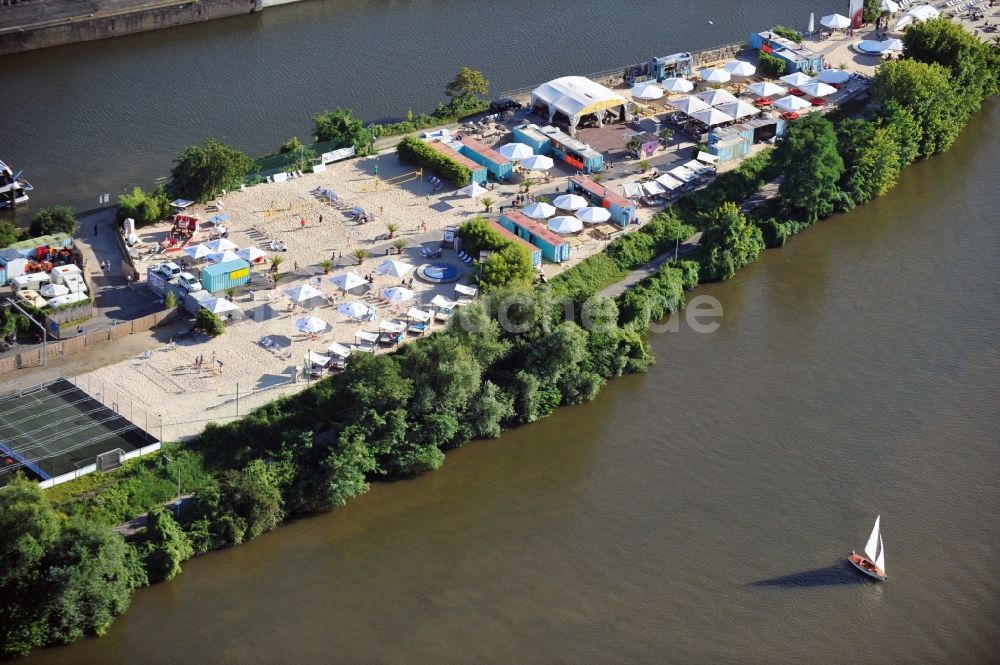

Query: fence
left=36, top=442, right=162, bottom=489
left=0, top=307, right=180, bottom=376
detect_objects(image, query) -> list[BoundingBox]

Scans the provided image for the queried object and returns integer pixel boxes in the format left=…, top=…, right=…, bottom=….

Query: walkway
left=598, top=231, right=702, bottom=299
left=113, top=493, right=195, bottom=537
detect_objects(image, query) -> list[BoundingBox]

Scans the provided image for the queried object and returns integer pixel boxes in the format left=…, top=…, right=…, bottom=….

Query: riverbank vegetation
left=168, top=138, right=255, bottom=203
left=3, top=20, right=997, bottom=658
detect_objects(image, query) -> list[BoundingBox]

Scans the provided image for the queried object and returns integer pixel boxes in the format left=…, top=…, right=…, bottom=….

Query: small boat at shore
left=0, top=159, right=32, bottom=209
left=848, top=514, right=886, bottom=581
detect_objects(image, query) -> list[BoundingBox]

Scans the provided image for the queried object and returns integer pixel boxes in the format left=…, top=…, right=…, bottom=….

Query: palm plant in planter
left=481, top=196, right=495, bottom=213
left=319, top=259, right=333, bottom=274
left=351, top=248, right=368, bottom=265
left=392, top=239, right=407, bottom=254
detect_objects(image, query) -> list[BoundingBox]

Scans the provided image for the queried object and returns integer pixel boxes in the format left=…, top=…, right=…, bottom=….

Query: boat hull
left=848, top=553, right=886, bottom=581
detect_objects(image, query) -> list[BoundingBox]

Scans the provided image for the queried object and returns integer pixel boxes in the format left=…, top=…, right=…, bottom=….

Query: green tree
left=117, top=186, right=171, bottom=225
left=775, top=114, right=845, bottom=222
left=699, top=202, right=765, bottom=282
left=445, top=67, right=490, bottom=99
left=195, top=307, right=226, bottom=337
left=312, top=109, right=374, bottom=154
left=862, top=0, right=881, bottom=23
left=0, top=220, right=18, bottom=247
left=879, top=100, right=922, bottom=169
left=168, top=138, right=254, bottom=203
left=837, top=118, right=902, bottom=204
left=29, top=205, right=79, bottom=237
left=901, top=18, right=1000, bottom=120
left=141, top=506, right=193, bottom=583
left=871, top=59, right=962, bottom=158
left=481, top=243, right=534, bottom=290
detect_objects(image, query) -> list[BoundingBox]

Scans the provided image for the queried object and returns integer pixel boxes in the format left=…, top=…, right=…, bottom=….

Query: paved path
left=598, top=232, right=702, bottom=299
left=113, top=493, right=195, bottom=537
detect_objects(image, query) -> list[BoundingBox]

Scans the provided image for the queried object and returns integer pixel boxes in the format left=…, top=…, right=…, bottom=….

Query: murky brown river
left=21, top=98, right=999, bottom=664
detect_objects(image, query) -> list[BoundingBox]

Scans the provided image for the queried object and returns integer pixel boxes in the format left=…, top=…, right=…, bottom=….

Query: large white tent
left=552, top=194, right=589, bottom=211
left=522, top=201, right=556, bottom=219
left=531, top=76, right=630, bottom=133
left=496, top=143, right=534, bottom=161
left=548, top=216, right=583, bottom=234
left=662, top=77, right=694, bottom=93
left=699, top=68, right=731, bottom=84
left=780, top=72, right=815, bottom=87
left=521, top=155, right=554, bottom=171
left=724, top=61, right=756, bottom=77
left=631, top=83, right=664, bottom=100
left=799, top=81, right=837, bottom=98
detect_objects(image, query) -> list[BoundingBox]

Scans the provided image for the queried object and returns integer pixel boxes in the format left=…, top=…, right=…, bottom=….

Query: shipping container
left=200, top=259, right=251, bottom=293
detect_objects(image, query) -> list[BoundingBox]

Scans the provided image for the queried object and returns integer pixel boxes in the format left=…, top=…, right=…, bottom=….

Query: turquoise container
left=200, top=258, right=251, bottom=292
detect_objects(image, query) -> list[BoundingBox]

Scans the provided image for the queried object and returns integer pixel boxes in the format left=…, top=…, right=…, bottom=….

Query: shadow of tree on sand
left=749, top=562, right=870, bottom=588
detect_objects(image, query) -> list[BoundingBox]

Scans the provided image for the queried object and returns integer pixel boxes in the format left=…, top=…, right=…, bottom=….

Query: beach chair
left=259, top=336, right=273, bottom=349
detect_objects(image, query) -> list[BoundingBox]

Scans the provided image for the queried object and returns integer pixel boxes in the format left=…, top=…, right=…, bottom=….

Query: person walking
left=299, top=217, right=306, bottom=230
left=318, top=214, right=323, bottom=225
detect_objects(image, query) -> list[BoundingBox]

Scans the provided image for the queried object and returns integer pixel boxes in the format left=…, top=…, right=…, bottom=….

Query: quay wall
left=0, top=0, right=269, bottom=55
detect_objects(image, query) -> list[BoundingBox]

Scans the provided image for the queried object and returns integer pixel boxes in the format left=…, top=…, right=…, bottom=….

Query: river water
left=2, top=0, right=838, bottom=213
left=9, top=1, right=1000, bottom=662
left=21, top=100, right=1000, bottom=665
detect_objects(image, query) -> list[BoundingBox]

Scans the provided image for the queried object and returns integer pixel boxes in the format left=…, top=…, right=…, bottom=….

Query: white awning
left=406, top=307, right=434, bottom=322
left=354, top=330, right=379, bottom=343
left=327, top=342, right=352, bottom=358
left=378, top=319, right=406, bottom=333
left=696, top=151, right=720, bottom=165
left=655, top=174, right=685, bottom=190
left=642, top=181, right=667, bottom=196
left=454, top=284, right=478, bottom=297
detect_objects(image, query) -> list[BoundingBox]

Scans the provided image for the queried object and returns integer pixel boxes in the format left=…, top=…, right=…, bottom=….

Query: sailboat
left=848, top=515, right=887, bottom=581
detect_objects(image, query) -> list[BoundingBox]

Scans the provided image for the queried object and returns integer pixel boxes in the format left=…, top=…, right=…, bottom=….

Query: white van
left=10, top=272, right=51, bottom=293
left=45, top=292, right=88, bottom=308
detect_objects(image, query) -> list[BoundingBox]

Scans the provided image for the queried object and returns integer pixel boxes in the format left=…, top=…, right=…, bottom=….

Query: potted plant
left=319, top=259, right=333, bottom=274
left=392, top=239, right=407, bottom=255
left=351, top=248, right=368, bottom=265
left=270, top=256, right=284, bottom=273
left=481, top=196, right=495, bottom=213
left=385, top=222, right=399, bottom=239
left=639, top=159, right=651, bottom=173
left=224, top=287, right=236, bottom=301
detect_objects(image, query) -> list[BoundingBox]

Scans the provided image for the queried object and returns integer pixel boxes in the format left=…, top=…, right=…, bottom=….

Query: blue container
left=201, top=259, right=251, bottom=292
left=511, top=125, right=552, bottom=155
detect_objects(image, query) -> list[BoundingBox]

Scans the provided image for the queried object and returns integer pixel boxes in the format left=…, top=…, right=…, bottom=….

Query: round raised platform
left=416, top=261, right=462, bottom=284
left=855, top=40, right=886, bottom=55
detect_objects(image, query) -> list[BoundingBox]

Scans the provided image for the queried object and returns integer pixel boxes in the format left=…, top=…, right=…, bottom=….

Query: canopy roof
left=714, top=101, right=760, bottom=120
left=531, top=76, right=628, bottom=120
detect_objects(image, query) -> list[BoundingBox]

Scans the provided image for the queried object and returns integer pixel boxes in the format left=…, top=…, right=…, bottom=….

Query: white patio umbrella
left=330, top=272, right=366, bottom=292
left=237, top=246, right=268, bottom=263
left=548, top=216, right=583, bottom=234
left=773, top=95, right=812, bottom=113
left=337, top=301, right=371, bottom=319
left=799, top=81, right=838, bottom=98
left=662, top=77, right=694, bottom=93
left=821, top=13, right=851, bottom=29
left=285, top=283, right=323, bottom=304
left=668, top=95, right=711, bottom=114
left=183, top=244, right=213, bottom=261
left=690, top=108, right=736, bottom=127
left=204, top=238, right=238, bottom=252
left=202, top=298, right=239, bottom=315
left=575, top=207, right=611, bottom=224
left=294, top=316, right=327, bottom=334
left=881, top=0, right=900, bottom=12
left=208, top=250, right=241, bottom=264
left=552, top=194, right=589, bottom=211
left=880, top=38, right=904, bottom=52
left=496, top=143, right=534, bottom=160
left=631, top=82, right=664, bottom=100
left=40, top=283, right=69, bottom=297
left=724, top=61, right=756, bottom=77
left=458, top=182, right=487, bottom=198
left=376, top=259, right=414, bottom=277
left=780, top=72, right=815, bottom=87
left=520, top=155, right=554, bottom=171
left=817, top=69, right=850, bottom=85
left=522, top=201, right=556, bottom=219
left=695, top=89, right=739, bottom=106
left=699, top=68, right=731, bottom=84
left=714, top=101, right=760, bottom=120
left=808, top=12, right=815, bottom=34
left=383, top=287, right=414, bottom=303
left=748, top=81, right=788, bottom=97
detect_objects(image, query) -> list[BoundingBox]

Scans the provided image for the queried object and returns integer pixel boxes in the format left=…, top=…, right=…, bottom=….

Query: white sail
left=864, top=515, right=881, bottom=561
left=876, top=535, right=886, bottom=573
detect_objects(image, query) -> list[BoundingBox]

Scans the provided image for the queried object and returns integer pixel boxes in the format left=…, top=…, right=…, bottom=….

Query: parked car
left=490, top=97, right=522, bottom=114
left=178, top=272, right=202, bottom=292
left=156, top=261, right=182, bottom=279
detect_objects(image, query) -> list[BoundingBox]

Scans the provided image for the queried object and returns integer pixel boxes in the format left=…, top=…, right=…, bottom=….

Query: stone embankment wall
left=0, top=0, right=265, bottom=55
left=692, top=42, right=749, bottom=68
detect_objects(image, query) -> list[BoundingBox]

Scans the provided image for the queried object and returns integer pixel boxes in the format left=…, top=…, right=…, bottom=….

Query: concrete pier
left=0, top=0, right=271, bottom=55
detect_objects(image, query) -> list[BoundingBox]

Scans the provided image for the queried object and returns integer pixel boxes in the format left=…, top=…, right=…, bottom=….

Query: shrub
left=771, top=25, right=803, bottom=43
left=118, top=186, right=172, bottom=225
left=30, top=205, right=79, bottom=237
left=312, top=109, right=373, bottom=155
left=757, top=51, right=787, bottom=78
left=396, top=136, right=471, bottom=187
left=0, top=220, right=18, bottom=248
left=168, top=139, right=254, bottom=203
left=195, top=307, right=225, bottom=337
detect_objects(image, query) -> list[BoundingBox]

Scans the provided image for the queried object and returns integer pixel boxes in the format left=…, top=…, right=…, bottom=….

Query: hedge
left=396, top=136, right=472, bottom=187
